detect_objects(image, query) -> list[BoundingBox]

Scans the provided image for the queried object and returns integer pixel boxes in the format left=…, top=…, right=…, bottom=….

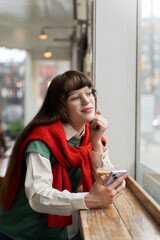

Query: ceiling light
left=39, top=32, right=48, bottom=40
left=43, top=51, right=52, bottom=58
left=39, top=25, right=74, bottom=40
left=43, top=46, right=68, bottom=58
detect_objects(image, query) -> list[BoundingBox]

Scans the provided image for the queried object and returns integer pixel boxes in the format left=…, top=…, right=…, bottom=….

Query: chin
left=86, top=114, right=95, bottom=122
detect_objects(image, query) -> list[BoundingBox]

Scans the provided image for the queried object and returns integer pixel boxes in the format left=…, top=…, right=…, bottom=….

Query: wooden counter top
left=79, top=176, right=160, bottom=240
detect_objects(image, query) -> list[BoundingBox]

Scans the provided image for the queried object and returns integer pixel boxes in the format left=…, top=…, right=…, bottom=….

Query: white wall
left=24, top=53, right=40, bottom=125
left=93, top=0, right=137, bottom=177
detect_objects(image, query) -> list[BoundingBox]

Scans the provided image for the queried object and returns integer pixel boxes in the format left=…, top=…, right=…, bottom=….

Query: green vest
left=0, top=137, right=82, bottom=240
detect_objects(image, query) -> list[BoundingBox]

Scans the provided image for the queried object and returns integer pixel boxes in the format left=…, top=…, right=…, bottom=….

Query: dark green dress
left=0, top=137, right=82, bottom=240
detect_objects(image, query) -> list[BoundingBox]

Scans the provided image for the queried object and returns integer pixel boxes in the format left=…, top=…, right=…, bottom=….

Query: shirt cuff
left=91, top=148, right=114, bottom=172
left=91, top=146, right=107, bottom=157
left=71, top=192, right=89, bottom=211
left=91, top=146, right=108, bottom=169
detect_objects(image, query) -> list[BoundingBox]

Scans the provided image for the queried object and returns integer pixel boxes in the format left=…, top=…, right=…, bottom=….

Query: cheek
left=66, top=104, right=78, bottom=115
left=65, top=103, right=79, bottom=121
left=66, top=101, right=73, bottom=112
left=91, top=98, right=96, bottom=110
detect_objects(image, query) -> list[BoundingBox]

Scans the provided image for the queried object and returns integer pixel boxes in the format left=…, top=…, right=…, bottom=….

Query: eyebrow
left=69, top=87, right=89, bottom=95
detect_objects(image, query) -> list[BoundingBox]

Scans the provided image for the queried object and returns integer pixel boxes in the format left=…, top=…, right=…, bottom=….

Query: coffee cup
left=96, top=167, right=115, bottom=177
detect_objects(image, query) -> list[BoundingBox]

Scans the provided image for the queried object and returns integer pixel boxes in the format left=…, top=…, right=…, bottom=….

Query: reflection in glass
left=137, top=0, right=160, bottom=204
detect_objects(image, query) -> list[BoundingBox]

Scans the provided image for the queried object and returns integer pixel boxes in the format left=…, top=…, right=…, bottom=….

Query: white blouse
left=24, top=123, right=114, bottom=238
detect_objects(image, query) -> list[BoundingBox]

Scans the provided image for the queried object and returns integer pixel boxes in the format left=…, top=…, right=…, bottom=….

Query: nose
left=81, top=93, right=90, bottom=104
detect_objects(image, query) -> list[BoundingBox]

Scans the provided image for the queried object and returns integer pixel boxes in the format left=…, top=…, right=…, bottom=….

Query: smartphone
left=105, top=170, right=127, bottom=186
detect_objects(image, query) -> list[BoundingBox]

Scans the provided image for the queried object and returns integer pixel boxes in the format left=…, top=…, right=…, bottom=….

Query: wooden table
left=79, top=176, right=160, bottom=240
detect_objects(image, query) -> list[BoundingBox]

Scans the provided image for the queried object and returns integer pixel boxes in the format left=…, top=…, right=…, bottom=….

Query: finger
left=95, top=111, right=101, bottom=115
left=116, top=180, right=126, bottom=192
left=97, top=174, right=110, bottom=185
left=90, top=119, right=101, bottom=130
left=114, top=190, right=122, bottom=200
left=90, top=118, right=108, bottom=131
left=91, top=120, right=102, bottom=130
left=95, top=113, right=106, bottom=121
left=95, top=120, right=106, bottom=130
left=89, top=120, right=96, bottom=130
left=90, top=112, right=108, bottom=126
left=89, top=115, right=108, bottom=131
left=114, top=188, right=120, bottom=195
left=114, top=181, right=126, bottom=199
left=94, top=114, right=108, bottom=126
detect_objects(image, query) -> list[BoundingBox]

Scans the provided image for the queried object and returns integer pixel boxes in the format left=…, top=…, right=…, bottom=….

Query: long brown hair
left=0, top=70, right=96, bottom=206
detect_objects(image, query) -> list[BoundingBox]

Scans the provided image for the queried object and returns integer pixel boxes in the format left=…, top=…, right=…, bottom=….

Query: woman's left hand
left=89, top=111, right=108, bottom=153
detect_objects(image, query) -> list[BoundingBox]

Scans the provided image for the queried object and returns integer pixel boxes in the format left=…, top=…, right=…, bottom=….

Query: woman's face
left=66, top=86, right=96, bottom=131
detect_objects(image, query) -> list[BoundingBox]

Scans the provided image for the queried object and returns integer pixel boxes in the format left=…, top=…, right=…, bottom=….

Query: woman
left=0, top=70, right=128, bottom=240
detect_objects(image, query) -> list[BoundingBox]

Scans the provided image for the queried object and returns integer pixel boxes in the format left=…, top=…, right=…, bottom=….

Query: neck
left=71, top=123, right=85, bottom=138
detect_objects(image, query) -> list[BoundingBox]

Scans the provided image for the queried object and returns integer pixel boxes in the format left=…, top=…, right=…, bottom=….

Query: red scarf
left=4, top=120, right=106, bottom=227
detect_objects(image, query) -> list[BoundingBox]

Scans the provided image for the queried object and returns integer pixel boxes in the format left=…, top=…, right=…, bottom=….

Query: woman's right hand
left=84, top=173, right=128, bottom=208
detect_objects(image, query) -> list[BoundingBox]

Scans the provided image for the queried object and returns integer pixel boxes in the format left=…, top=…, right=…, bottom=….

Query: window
left=0, top=47, right=26, bottom=139
left=137, top=0, right=160, bottom=205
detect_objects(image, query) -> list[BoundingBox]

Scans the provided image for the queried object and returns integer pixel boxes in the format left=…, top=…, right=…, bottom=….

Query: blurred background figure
left=0, top=121, right=8, bottom=158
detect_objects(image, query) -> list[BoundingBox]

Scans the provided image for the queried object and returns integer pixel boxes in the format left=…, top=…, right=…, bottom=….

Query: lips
left=81, top=107, right=93, bottom=113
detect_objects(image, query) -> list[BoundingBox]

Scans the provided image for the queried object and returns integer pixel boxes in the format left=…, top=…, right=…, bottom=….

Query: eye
left=69, top=93, right=80, bottom=101
left=86, top=88, right=92, bottom=96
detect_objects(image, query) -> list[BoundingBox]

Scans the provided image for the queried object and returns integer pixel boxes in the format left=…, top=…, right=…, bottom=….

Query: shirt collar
left=62, top=123, right=85, bottom=140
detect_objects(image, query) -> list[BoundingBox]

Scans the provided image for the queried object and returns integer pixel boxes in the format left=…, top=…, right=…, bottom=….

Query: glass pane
left=137, top=0, right=160, bottom=205
left=0, top=47, right=26, bottom=141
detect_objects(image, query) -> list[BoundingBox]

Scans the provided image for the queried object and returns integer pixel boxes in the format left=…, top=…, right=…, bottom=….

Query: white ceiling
left=0, top=0, right=75, bottom=61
